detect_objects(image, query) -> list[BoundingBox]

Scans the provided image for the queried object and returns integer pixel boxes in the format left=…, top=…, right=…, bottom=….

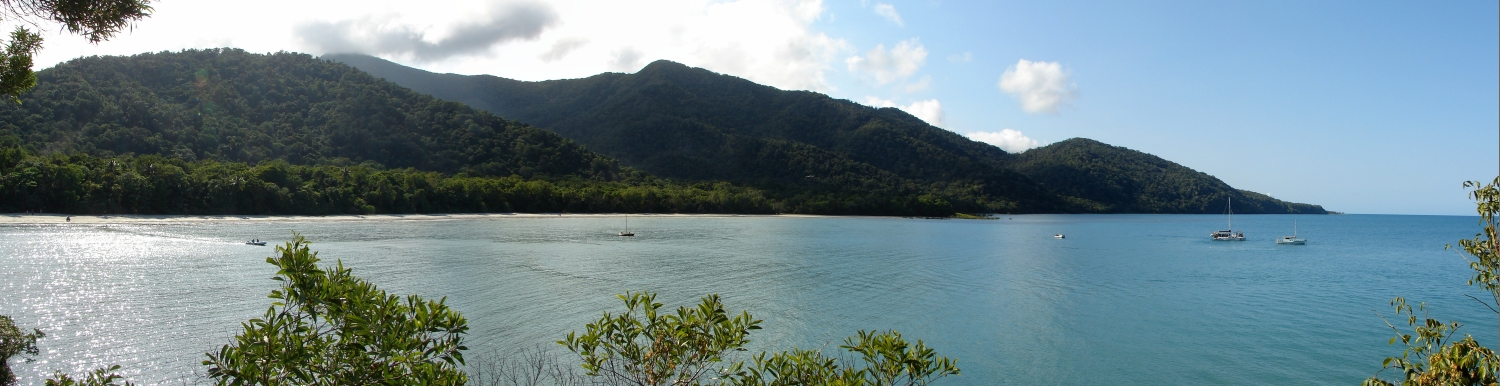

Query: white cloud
left=873, top=3, right=904, bottom=26
left=901, top=99, right=944, bottom=126
left=609, top=47, right=645, bottom=72
left=967, top=129, right=1041, bottom=153
left=538, top=37, right=588, bottom=62
left=863, top=96, right=944, bottom=127
left=997, top=59, right=1077, bottom=114
left=864, top=96, right=898, bottom=107
left=902, top=75, right=931, bottom=93
left=295, top=2, right=559, bottom=62
left=846, top=38, right=927, bottom=84
left=29, top=0, right=850, bottom=92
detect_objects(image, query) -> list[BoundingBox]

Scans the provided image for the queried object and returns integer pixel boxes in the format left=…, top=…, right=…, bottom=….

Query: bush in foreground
left=1366, top=177, right=1500, bottom=385
left=562, top=292, right=959, bottom=386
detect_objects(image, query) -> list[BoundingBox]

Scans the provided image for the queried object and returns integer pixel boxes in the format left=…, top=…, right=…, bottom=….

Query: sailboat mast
left=1228, top=196, right=1233, bottom=231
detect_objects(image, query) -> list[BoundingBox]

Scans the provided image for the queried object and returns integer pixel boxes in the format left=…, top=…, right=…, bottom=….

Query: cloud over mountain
left=967, top=129, right=1041, bottom=153
left=296, top=2, right=559, bottom=62
left=864, top=96, right=944, bottom=127
left=998, top=59, right=1076, bottom=114
left=846, top=39, right=926, bottom=85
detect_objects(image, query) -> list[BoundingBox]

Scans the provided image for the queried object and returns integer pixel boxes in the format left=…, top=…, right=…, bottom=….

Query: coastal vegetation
left=1365, top=177, right=1500, bottom=385
left=562, top=292, right=959, bottom=386
left=0, top=143, right=777, bottom=215
left=203, top=234, right=471, bottom=384
left=330, top=53, right=1325, bottom=215
left=0, top=315, right=43, bottom=385
left=0, top=48, right=1328, bottom=215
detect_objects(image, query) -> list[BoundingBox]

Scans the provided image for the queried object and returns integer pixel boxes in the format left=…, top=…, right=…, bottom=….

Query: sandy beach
left=0, top=212, right=811, bottom=225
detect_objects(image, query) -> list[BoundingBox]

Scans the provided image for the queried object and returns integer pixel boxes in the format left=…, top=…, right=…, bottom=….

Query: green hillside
left=1012, top=138, right=1325, bottom=213
left=0, top=49, right=622, bottom=180
left=0, top=49, right=786, bottom=215
left=328, top=54, right=1067, bottom=214
left=328, top=54, right=1324, bottom=214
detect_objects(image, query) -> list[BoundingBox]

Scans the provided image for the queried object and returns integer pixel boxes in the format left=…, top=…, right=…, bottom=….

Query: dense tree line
left=0, top=146, right=766, bottom=215
left=0, top=139, right=974, bottom=216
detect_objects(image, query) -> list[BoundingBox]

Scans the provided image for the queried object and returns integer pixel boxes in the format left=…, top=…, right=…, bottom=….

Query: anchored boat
left=1211, top=197, right=1246, bottom=241
left=1276, top=220, right=1306, bottom=245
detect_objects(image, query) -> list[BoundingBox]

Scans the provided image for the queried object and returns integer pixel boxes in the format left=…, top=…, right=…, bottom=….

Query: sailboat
left=618, top=215, right=635, bottom=237
left=1276, top=219, right=1306, bottom=245
left=1211, top=197, right=1246, bottom=241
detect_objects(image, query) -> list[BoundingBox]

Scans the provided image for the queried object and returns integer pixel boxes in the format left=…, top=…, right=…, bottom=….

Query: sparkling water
left=0, top=214, right=1489, bottom=384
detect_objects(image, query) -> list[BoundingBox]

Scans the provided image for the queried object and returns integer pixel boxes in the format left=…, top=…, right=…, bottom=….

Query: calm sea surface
left=1, top=214, right=1492, bottom=384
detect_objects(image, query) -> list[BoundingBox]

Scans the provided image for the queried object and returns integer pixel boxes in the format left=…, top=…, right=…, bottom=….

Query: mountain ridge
left=326, top=53, right=1325, bottom=214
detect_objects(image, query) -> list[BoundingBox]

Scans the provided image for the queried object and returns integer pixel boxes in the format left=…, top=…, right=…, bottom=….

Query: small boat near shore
left=619, top=215, right=635, bottom=237
left=245, top=240, right=266, bottom=246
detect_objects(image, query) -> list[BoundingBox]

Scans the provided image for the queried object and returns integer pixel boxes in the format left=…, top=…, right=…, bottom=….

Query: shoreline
left=0, top=212, right=834, bottom=225
left=0, top=212, right=1388, bottom=225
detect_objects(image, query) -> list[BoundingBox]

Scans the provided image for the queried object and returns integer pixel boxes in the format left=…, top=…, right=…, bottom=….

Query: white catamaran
left=1211, top=197, right=1246, bottom=241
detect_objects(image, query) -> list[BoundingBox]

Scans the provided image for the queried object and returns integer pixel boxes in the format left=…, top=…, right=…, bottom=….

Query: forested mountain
left=0, top=49, right=623, bottom=180
left=0, top=49, right=780, bottom=215
left=1012, top=138, right=1324, bottom=213
left=327, top=54, right=1324, bottom=214
left=328, top=54, right=1066, bottom=213
left=0, top=49, right=1323, bottom=215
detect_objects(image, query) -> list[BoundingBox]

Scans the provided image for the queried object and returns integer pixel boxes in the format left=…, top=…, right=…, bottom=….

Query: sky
left=19, top=0, right=1500, bottom=215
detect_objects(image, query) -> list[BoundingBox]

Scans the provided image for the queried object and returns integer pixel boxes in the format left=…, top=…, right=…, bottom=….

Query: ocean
left=0, top=214, right=1490, bottom=384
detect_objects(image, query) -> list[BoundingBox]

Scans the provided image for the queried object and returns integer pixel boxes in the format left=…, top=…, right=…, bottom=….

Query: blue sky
left=25, top=0, right=1499, bottom=215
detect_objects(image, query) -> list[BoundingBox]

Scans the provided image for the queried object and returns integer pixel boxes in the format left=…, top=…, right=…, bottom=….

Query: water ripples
left=0, top=214, right=1489, bottom=385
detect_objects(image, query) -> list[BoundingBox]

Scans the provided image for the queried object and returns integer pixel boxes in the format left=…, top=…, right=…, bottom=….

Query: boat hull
left=1276, top=237, right=1306, bottom=245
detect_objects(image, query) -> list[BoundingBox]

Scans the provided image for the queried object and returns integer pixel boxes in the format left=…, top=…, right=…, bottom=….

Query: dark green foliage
left=0, top=49, right=624, bottom=180
left=330, top=54, right=1325, bottom=214
left=562, top=292, right=960, bottom=386
left=0, top=145, right=777, bottom=215
left=1, top=0, right=152, bottom=102
left=1010, top=138, right=1326, bottom=214
left=0, top=27, right=41, bottom=103
left=1365, top=178, right=1500, bottom=385
left=733, top=331, right=960, bottom=386
left=329, top=54, right=1067, bottom=214
left=0, top=315, right=44, bottom=386
left=203, top=234, right=470, bottom=385
left=560, top=292, right=762, bottom=386
left=44, top=365, right=133, bottom=386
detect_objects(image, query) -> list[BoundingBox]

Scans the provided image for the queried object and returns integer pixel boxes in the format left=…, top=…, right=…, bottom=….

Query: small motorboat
left=1054, top=234, right=1065, bottom=239
left=245, top=240, right=267, bottom=246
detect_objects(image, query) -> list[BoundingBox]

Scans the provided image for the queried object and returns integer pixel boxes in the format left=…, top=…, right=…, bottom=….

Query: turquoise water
left=0, top=214, right=1491, bottom=384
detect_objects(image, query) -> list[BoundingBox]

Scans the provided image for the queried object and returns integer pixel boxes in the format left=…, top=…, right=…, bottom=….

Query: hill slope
left=328, top=54, right=1324, bottom=214
left=328, top=54, right=1069, bottom=213
left=1012, top=138, right=1325, bottom=213
left=0, top=49, right=623, bottom=180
